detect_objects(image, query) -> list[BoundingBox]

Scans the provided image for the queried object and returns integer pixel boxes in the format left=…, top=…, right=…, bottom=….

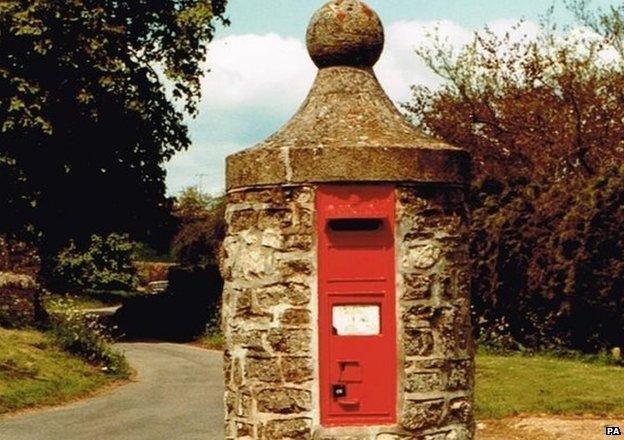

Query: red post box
left=317, top=185, right=397, bottom=426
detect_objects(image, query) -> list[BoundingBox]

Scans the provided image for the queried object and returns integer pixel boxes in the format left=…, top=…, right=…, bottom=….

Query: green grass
left=476, top=351, right=624, bottom=419
left=194, top=332, right=225, bottom=350
left=0, top=328, right=118, bottom=414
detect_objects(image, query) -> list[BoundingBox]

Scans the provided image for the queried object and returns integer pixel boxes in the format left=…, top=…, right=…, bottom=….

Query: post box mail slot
left=328, top=218, right=383, bottom=232
left=317, top=185, right=397, bottom=427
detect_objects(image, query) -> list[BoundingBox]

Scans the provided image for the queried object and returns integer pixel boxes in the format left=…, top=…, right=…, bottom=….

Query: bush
left=50, top=233, right=139, bottom=293
left=406, top=11, right=624, bottom=353
left=0, top=272, right=38, bottom=290
left=47, top=296, right=129, bottom=377
left=0, top=293, right=37, bottom=329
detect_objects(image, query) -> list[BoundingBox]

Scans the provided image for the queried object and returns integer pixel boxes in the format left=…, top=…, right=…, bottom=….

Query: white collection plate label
left=332, top=305, right=380, bottom=336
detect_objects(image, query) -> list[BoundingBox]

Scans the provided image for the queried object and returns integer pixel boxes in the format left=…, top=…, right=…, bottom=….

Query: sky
left=164, top=0, right=618, bottom=195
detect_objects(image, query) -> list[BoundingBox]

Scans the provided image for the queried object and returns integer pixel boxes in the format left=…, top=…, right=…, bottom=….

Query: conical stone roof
left=226, top=0, right=469, bottom=190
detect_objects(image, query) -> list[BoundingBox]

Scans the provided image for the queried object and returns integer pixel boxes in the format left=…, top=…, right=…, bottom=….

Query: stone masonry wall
left=222, top=184, right=474, bottom=440
left=395, top=185, right=474, bottom=440
left=0, top=288, right=39, bottom=327
left=222, top=186, right=317, bottom=440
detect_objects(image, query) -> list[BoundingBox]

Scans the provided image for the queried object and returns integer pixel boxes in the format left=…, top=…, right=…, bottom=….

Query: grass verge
left=476, top=350, right=624, bottom=419
left=193, top=332, right=225, bottom=350
left=190, top=333, right=624, bottom=420
left=0, top=328, right=123, bottom=414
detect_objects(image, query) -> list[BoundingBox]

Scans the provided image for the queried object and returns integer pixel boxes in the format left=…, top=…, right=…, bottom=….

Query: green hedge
left=472, top=166, right=624, bottom=352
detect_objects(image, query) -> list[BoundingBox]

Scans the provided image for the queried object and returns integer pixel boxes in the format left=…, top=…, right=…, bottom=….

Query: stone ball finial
left=306, top=0, right=384, bottom=68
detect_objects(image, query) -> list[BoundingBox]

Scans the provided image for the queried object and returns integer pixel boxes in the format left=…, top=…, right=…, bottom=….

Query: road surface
left=0, top=343, right=224, bottom=440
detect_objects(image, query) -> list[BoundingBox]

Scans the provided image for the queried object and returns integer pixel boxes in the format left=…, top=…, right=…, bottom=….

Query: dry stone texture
left=222, top=186, right=317, bottom=440
left=306, top=0, right=384, bottom=68
left=222, top=185, right=474, bottom=439
left=395, top=185, right=474, bottom=440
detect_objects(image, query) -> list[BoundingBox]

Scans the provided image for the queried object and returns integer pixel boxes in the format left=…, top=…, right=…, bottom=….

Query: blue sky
left=217, top=0, right=589, bottom=38
left=164, top=0, right=618, bottom=195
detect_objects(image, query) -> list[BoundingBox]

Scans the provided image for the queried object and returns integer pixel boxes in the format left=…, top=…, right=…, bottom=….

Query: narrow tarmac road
left=2, top=343, right=617, bottom=440
left=0, top=343, right=224, bottom=440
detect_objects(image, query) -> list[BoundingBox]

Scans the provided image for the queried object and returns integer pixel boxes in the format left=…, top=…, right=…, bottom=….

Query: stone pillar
left=396, top=186, right=473, bottom=439
left=222, top=1, right=474, bottom=439
left=222, top=187, right=317, bottom=439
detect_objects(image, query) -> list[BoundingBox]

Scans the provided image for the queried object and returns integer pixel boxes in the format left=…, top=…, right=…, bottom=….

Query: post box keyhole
left=332, top=384, right=346, bottom=398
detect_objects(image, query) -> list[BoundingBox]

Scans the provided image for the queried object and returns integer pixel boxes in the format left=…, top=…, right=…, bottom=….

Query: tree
left=0, top=0, right=228, bottom=264
left=171, top=187, right=225, bottom=267
left=468, top=167, right=624, bottom=351
left=51, top=233, right=140, bottom=292
left=407, top=3, right=624, bottom=351
left=568, top=0, right=624, bottom=57
left=405, top=13, right=624, bottom=183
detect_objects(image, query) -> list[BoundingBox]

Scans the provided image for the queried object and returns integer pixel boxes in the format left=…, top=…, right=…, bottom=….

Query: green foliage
left=174, top=186, right=214, bottom=219
left=408, top=3, right=624, bottom=353
left=51, top=233, right=139, bottom=292
left=196, top=331, right=225, bottom=350
left=0, top=328, right=116, bottom=414
left=47, top=296, right=129, bottom=377
left=0, top=236, right=40, bottom=274
left=171, top=188, right=225, bottom=267
left=0, top=0, right=228, bottom=259
left=43, top=292, right=116, bottom=312
left=548, top=167, right=624, bottom=349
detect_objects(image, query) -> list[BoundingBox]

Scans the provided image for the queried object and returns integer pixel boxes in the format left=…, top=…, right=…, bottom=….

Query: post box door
left=317, top=185, right=396, bottom=426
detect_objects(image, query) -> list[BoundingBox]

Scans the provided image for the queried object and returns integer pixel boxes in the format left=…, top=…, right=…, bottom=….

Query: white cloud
left=167, top=33, right=317, bottom=195
left=375, top=18, right=543, bottom=103
left=376, top=20, right=474, bottom=103
left=166, top=18, right=545, bottom=195
left=199, top=33, right=316, bottom=114
left=562, top=25, right=620, bottom=64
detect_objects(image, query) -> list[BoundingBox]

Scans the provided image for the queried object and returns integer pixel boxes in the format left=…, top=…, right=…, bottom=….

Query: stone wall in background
left=0, top=235, right=40, bottom=276
left=134, top=261, right=177, bottom=283
left=221, top=186, right=317, bottom=440
left=0, top=272, right=41, bottom=328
